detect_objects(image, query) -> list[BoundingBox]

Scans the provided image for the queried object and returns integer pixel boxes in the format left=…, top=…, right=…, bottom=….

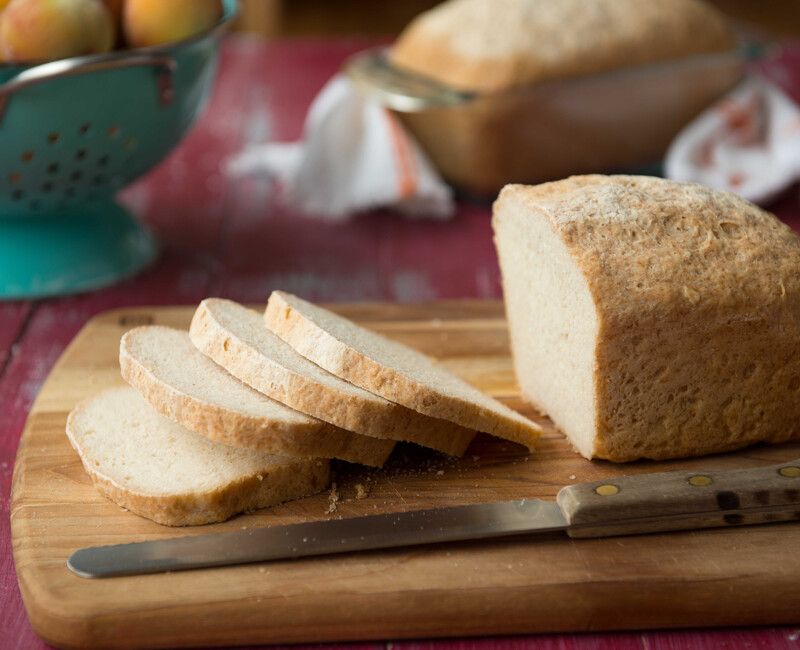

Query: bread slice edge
left=265, top=291, right=539, bottom=451
left=192, top=299, right=475, bottom=456
left=65, top=388, right=331, bottom=526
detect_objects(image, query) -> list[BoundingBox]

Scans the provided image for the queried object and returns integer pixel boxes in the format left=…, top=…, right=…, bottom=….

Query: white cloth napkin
left=666, top=76, right=800, bottom=204
left=227, top=75, right=454, bottom=220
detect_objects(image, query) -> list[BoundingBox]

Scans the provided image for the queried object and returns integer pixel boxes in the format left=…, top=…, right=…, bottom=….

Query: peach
left=0, top=0, right=114, bottom=62
left=124, top=0, right=221, bottom=49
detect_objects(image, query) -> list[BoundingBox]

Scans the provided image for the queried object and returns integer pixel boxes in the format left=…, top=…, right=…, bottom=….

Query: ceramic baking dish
left=346, top=47, right=745, bottom=195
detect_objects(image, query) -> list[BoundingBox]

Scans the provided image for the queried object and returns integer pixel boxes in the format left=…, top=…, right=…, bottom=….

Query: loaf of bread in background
left=391, top=0, right=734, bottom=93
left=493, top=175, right=800, bottom=462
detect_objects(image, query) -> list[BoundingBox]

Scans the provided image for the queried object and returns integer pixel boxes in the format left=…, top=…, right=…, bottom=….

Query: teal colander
left=0, top=0, right=237, bottom=299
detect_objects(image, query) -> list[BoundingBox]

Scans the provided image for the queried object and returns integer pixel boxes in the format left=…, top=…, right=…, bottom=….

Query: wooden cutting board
left=11, top=301, right=800, bottom=649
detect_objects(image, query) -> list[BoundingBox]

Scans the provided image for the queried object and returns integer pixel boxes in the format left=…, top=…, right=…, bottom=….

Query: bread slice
left=264, top=291, right=540, bottom=450
left=65, top=387, right=330, bottom=526
left=120, top=326, right=395, bottom=467
left=493, top=175, right=800, bottom=461
left=190, top=298, right=475, bottom=456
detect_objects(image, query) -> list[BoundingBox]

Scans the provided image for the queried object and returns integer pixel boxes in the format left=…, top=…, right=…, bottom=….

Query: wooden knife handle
left=557, top=460, right=800, bottom=538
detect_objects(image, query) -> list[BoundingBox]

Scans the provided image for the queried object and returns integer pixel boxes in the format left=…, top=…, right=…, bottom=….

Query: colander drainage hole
left=41, top=182, right=53, bottom=192
left=47, top=163, right=59, bottom=175
left=107, top=125, right=120, bottom=138
left=97, top=155, right=109, bottom=167
left=93, top=174, right=107, bottom=186
left=8, top=172, right=20, bottom=184
left=76, top=149, right=87, bottom=161
left=79, top=123, right=91, bottom=135
left=29, top=199, right=41, bottom=211
left=47, top=132, right=60, bottom=144
left=11, top=189, right=23, bottom=201
left=64, top=187, right=76, bottom=198
left=70, top=171, right=82, bottom=182
left=20, top=151, right=33, bottom=163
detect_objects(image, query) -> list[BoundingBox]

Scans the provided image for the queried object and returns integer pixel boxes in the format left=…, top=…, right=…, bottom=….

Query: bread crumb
left=355, top=483, right=369, bottom=500
left=258, top=567, right=266, bottom=573
left=569, top=474, right=576, bottom=480
left=682, top=285, right=700, bottom=304
left=256, top=474, right=264, bottom=481
left=436, top=470, right=444, bottom=476
left=326, top=482, right=339, bottom=514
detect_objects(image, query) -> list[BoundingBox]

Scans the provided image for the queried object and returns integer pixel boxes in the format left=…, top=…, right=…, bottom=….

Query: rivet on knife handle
left=557, top=460, right=800, bottom=538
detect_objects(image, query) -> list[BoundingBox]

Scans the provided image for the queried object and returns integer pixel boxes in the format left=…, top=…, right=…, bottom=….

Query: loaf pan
left=346, top=48, right=745, bottom=196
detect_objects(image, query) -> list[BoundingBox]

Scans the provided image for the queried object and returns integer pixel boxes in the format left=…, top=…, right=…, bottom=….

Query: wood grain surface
left=11, top=301, right=800, bottom=649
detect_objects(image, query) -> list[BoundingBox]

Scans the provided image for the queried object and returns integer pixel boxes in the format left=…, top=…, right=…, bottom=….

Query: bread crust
left=120, top=327, right=395, bottom=467
left=390, top=0, right=734, bottom=93
left=65, top=389, right=331, bottom=526
left=265, top=292, right=540, bottom=451
left=191, top=299, right=475, bottom=456
left=495, top=175, right=800, bottom=461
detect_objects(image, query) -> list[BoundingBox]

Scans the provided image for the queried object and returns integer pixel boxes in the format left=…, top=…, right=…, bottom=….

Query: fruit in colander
left=0, top=0, right=115, bottom=62
left=123, top=0, right=222, bottom=48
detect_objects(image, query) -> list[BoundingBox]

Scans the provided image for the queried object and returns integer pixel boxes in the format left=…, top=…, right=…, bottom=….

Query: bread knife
left=68, top=459, right=800, bottom=578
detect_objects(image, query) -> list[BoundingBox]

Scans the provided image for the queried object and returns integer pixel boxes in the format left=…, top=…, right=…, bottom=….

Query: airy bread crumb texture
left=391, top=0, right=734, bottom=92
left=66, top=387, right=330, bottom=526
left=264, top=291, right=541, bottom=450
left=190, top=298, right=475, bottom=456
left=494, top=175, right=800, bottom=462
left=120, top=325, right=395, bottom=467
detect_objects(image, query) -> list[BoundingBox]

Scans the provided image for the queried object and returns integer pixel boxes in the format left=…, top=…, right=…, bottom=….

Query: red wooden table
left=2, top=36, right=800, bottom=649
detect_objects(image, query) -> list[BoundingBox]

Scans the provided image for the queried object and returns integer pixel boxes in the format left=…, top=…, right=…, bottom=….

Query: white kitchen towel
left=227, top=75, right=454, bottom=220
left=666, top=76, right=800, bottom=204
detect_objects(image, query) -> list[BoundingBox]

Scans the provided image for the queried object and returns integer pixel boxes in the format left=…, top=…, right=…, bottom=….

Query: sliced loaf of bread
left=120, top=326, right=395, bottom=467
left=493, top=175, right=800, bottom=461
left=264, top=291, right=540, bottom=450
left=66, top=387, right=330, bottom=526
left=190, top=298, right=476, bottom=456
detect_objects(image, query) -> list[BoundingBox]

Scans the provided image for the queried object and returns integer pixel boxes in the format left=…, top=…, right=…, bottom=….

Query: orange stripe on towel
left=383, top=109, right=418, bottom=199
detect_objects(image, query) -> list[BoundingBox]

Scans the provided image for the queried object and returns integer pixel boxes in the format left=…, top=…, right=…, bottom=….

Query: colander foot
left=0, top=200, right=157, bottom=300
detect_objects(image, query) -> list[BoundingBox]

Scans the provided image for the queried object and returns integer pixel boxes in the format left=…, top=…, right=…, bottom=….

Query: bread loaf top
left=495, top=175, right=800, bottom=327
left=391, top=0, right=734, bottom=93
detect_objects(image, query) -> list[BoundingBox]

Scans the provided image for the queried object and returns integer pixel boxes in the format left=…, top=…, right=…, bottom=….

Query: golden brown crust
left=497, top=176, right=800, bottom=461
left=265, top=292, right=539, bottom=451
left=390, top=0, right=734, bottom=93
left=120, top=329, right=395, bottom=467
left=192, top=300, right=475, bottom=457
